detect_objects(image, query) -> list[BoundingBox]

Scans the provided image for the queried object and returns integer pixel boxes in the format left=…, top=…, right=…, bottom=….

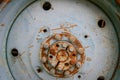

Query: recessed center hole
left=43, top=1, right=51, bottom=11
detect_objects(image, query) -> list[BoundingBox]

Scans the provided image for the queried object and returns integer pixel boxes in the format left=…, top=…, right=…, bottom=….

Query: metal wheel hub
left=40, top=32, right=85, bottom=77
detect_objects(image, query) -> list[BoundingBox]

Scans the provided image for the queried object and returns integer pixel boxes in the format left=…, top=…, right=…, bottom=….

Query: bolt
left=42, top=56, right=47, bottom=63
left=76, top=62, right=81, bottom=68
left=64, top=71, right=70, bottom=76
left=50, top=68, right=55, bottom=74
left=44, top=43, right=49, bottom=49
left=69, top=47, right=74, bottom=52
left=69, top=36, right=75, bottom=42
left=62, top=43, right=68, bottom=48
left=55, top=34, right=61, bottom=40
left=78, top=48, right=84, bottom=54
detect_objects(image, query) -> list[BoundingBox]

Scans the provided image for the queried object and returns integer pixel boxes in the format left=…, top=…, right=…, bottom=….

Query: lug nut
left=44, top=43, right=49, bottom=49
left=55, top=34, right=61, bottom=40
left=76, top=62, right=81, bottom=68
left=64, top=70, right=70, bottom=76
left=69, top=47, right=74, bottom=52
left=78, top=48, right=84, bottom=54
left=50, top=68, right=55, bottom=74
left=62, top=43, right=68, bottom=48
left=69, top=36, right=75, bottom=42
left=42, top=56, right=47, bottom=63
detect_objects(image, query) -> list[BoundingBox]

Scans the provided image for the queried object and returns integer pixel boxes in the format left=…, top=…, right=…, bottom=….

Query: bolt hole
left=98, top=19, right=106, bottom=28
left=49, top=55, right=53, bottom=59
left=84, top=35, right=88, bottom=38
left=65, top=63, right=69, bottom=66
left=43, top=29, right=47, bottom=33
left=37, top=68, right=41, bottom=73
left=72, top=54, right=76, bottom=56
left=78, top=75, right=81, bottom=78
left=56, top=44, right=59, bottom=47
left=43, top=2, right=51, bottom=11
left=97, top=76, right=105, bottom=80
left=11, top=48, right=18, bottom=57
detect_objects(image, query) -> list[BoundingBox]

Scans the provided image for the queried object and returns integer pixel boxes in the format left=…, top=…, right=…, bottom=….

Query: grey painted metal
left=0, top=0, right=120, bottom=80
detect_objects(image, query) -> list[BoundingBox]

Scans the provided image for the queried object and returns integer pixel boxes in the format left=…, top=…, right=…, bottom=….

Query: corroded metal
left=40, top=32, right=85, bottom=77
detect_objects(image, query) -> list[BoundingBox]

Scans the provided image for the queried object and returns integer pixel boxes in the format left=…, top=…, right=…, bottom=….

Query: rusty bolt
left=42, top=56, right=47, bottom=63
left=76, top=62, right=81, bottom=68
left=78, top=48, right=84, bottom=54
left=62, top=43, right=68, bottom=48
left=69, top=47, right=74, bottom=52
left=69, top=36, right=75, bottom=42
left=44, top=43, right=49, bottom=49
left=64, top=71, right=70, bottom=76
left=55, top=34, right=61, bottom=40
left=50, top=68, right=55, bottom=74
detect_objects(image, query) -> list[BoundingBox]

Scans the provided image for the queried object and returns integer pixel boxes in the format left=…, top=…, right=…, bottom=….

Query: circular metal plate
left=6, top=0, right=119, bottom=80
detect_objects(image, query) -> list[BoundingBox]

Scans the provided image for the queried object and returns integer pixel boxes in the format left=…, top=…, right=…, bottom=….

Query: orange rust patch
left=52, top=24, right=77, bottom=31
left=40, top=32, right=85, bottom=77
left=28, top=45, right=34, bottom=48
left=86, top=57, right=92, bottom=61
left=0, top=23, right=5, bottom=27
left=116, top=0, right=120, bottom=5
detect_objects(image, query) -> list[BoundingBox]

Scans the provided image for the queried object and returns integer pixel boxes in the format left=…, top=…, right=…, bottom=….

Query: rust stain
left=0, top=0, right=11, bottom=11
left=86, top=57, right=92, bottom=61
left=20, top=51, right=25, bottom=56
left=116, top=0, right=120, bottom=5
left=36, top=37, right=40, bottom=40
left=28, top=44, right=34, bottom=48
left=29, top=52, right=32, bottom=56
left=4, top=0, right=11, bottom=3
left=0, top=23, right=5, bottom=27
left=86, top=69, right=93, bottom=75
left=52, top=24, right=77, bottom=31
left=117, top=13, right=120, bottom=20
left=0, top=0, right=10, bottom=3
left=84, top=46, right=90, bottom=49
left=117, top=65, right=120, bottom=69
left=40, top=32, right=85, bottom=77
left=0, top=0, right=3, bottom=4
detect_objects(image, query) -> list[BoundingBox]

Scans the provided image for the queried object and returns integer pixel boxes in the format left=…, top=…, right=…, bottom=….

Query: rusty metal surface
left=40, top=32, right=85, bottom=77
left=0, top=0, right=120, bottom=80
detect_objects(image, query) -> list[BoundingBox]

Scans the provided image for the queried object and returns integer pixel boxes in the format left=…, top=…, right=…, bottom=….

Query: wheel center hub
left=40, top=32, right=85, bottom=77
